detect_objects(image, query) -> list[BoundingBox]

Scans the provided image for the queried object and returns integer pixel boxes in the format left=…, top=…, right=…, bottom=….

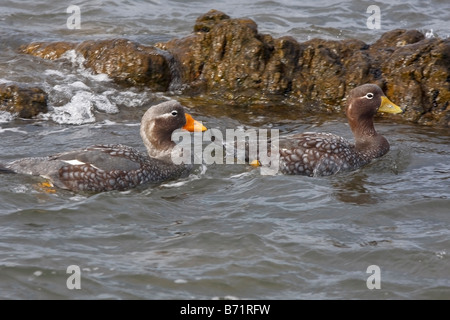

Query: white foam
left=24, top=48, right=155, bottom=127
left=110, top=90, right=149, bottom=108
left=46, top=83, right=119, bottom=124
left=51, top=91, right=96, bottom=125
left=69, top=81, right=90, bottom=90
left=93, top=119, right=118, bottom=128
left=61, top=50, right=112, bottom=83
left=69, top=195, right=88, bottom=201
left=12, top=185, right=30, bottom=193
left=229, top=171, right=252, bottom=179
left=436, top=250, right=446, bottom=259
left=0, top=111, right=16, bottom=123
left=44, top=69, right=65, bottom=77
left=91, top=92, right=119, bottom=114
left=4, top=49, right=153, bottom=126
left=61, top=49, right=86, bottom=68
left=162, top=180, right=190, bottom=188
left=425, top=29, right=434, bottom=39
left=174, top=279, right=187, bottom=284
left=38, top=127, right=70, bottom=136
left=89, top=73, right=111, bottom=82
left=0, top=126, right=28, bottom=134
left=162, top=165, right=207, bottom=188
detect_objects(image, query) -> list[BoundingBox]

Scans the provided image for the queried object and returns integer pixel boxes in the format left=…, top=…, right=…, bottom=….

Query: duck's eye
left=171, top=110, right=178, bottom=116
left=365, top=93, right=374, bottom=99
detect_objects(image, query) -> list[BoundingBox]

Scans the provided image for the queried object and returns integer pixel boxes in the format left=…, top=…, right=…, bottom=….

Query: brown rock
left=194, top=9, right=231, bottom=32
left=19, top=10, right=450, bottom=126
left=20, top=39, right=174, bottom=91
left=290, top=38, right=372, bottom=110
left=158, top=15, right=268, bottom=100
left=19, top=41, right=76, bottom=60
left=370, top=29, right=425, bottom=51
left=159, top=10, right=376, bottom=112
left=382, top=37, right=450, bottom=126
left=0, top=83, right=48, bottom=118
left=158, top=12, right=449, bottom=126
left=76, top=39, right=172, bottom=90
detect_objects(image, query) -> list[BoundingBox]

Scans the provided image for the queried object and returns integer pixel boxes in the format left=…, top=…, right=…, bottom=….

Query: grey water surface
left=0, top=0, right=449, bottom=299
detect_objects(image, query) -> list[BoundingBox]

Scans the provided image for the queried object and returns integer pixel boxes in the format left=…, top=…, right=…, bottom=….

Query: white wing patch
left=62, top=159, right=102, bottom=171
left=62, top=160, right=86, bottom=166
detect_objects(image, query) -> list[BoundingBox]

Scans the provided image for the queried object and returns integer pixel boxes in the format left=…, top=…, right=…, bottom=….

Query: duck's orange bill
left=378, top=96, right=403, bottom=114
left=183, top=113, right=207, bottom=132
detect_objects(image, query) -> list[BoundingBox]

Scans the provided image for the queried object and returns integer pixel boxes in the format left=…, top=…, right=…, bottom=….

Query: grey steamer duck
left=277, top=84, right=403, bottom=176
left=1, top=101, right=207, bottom=192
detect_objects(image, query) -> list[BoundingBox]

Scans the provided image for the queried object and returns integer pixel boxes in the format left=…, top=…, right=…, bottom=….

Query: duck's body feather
left=7, top=144, right=191, bottom=192
left=280, top=132, right=364, bottom=176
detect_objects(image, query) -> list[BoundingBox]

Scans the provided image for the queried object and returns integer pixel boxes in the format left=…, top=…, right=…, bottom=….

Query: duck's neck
left=140, top=122, right=175, bottom=160
left=349, top=116, right=390, bottom=158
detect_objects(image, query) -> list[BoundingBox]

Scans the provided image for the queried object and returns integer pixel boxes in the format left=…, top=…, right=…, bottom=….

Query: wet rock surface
left=0, top=83, right=48, bottom=118
left=157, top=10, right=449, bottom=126
left=19, top=10, right=450, bottom=126
left=20, top=39, right=173, bottom=91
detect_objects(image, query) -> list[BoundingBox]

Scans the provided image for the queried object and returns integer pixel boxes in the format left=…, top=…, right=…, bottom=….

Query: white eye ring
left=365, top=93, right=374, bottom=99
left=171, top=110, right=178, bottom=116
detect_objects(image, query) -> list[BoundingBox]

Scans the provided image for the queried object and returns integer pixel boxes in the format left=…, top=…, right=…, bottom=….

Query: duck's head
left=140, top=101, right=207, bottom=159
left=346, top=84, right=402, bottom=135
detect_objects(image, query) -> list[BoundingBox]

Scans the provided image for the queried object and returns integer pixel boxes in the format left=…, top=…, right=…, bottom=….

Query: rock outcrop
left=0, top=83, right=47, bottom=118
left=157, top=10, right=449, bottom=126
left=20, top=39, right=174, bottom=91
left=19, top=10, right=450, bottom=126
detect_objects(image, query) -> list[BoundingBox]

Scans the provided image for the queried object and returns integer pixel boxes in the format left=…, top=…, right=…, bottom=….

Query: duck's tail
left=0, top=163, right=14, bottom=174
